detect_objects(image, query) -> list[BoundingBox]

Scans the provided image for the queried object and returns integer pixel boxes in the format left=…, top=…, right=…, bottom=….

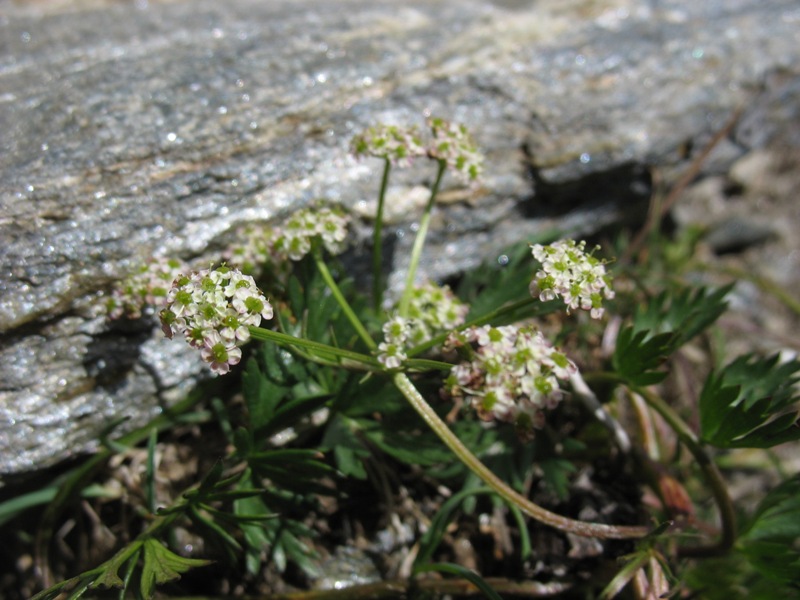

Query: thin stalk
left=311, top=249, right=377, bottom=350
left=587, top=372, right=737, bottom=555
left=372, top=158, right=391, bottom=313
left=631, top=384, right=737, bottom=556
left=393, top=372, right=650, bottom=539
left=407, top=297, right=561, bottom=358
left=398, top=160, right=447, bottom=318
left=248, top=326, right=380, bottom=368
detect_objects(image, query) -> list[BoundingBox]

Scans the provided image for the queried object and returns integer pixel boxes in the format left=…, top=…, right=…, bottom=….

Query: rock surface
left=1, top=0, right=799, bottom=475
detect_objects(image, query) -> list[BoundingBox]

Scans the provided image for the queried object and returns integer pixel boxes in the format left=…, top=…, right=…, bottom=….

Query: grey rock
left=1, top=0, right=799, bottom=475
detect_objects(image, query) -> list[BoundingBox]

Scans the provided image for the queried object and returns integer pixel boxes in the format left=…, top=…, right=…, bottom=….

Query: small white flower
left=107, top=257, right=187, bottom=319
left=400, top=281, right=469, bottom=345
left=427, top=117, right=484, bottom=182
left=351, top=124, right=427, bottom=165
left=444, top=324, right=577, bottom=441
left=530, top=240, right=614, bottom=319
left=377, top=341, right=407, bottom=369
left=160, top=265, right=273, bottom=376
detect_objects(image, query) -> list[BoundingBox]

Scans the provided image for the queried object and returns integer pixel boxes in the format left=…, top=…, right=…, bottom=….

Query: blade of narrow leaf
left=414, top=562, right=503, bottom=600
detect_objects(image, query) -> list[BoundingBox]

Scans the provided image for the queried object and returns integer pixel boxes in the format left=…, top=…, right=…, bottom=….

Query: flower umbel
left=273, top=205, right=351, bottom=262
left=402, top=281, right=470, bottom=345
left=530, top=240, right=615, bottom=319
left=445, top=324, right=577, bottom=441
left=427, top=117, right=484, bottom=181
left=224, top=222, right=287, bottom=279
left=160, top=265, right=273, bottom=375
left=351, top=124, right=426, bottom=165
left=107, top=257, right=187, bottom=319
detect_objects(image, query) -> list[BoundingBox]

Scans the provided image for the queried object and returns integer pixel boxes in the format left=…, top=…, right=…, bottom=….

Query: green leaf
left=247, top=448, right=335, bottom=495
left=416, top=487, right=496, bottom=566
left=320, top=413, right=370, bottom=479
left=362, top=420, right=453, bottom=467
left=612, top=327, right=674, bottom=386
left=614, top=284, right=733, bottom=387
left=91, top=543, right=143, bottom=590
left=739, top=474, right=800, bottom=584
left=140, top=538, right=211, bottom=599
left=539, top=457, right=577, bottom=501
left=414, top=562, right=504, bottom=600
left=633, top=284, right=732, bottom=348
left=700, top=353, right=800, bottom=448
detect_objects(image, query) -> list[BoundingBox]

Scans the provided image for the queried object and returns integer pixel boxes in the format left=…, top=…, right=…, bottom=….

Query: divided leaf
left=700, top=353, right=800, bottom=448
left=633, top=285, right=732, bottom=348
left=140, top=538, right=211, bottom=598
left=614, top=285, right=732, bottom=387
left=613, top=327, right=674, bottom=386
left=739, top=474, right=800, bottom=584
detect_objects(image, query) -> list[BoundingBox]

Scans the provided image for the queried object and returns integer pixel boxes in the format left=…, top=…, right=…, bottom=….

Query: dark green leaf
left=700, top=353, right=800, bottom=448
left=612, top=327, right=674, bottom=386
left=739, top=474, right=800, bottom=584
left=416, top=487, right=496, bottom=566
left=633, top=285, right=732, bottom=347
left=140, top=538, right=211, bottom=599
left=414, top=562, right=504, bottom=600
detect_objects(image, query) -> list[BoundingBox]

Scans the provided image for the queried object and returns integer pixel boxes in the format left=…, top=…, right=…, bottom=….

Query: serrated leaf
left=700, top=353, right=800, bottom=448
left=613, top=327, right=674, bottom=386
left=140, top=538, right=211, bottom=599
left=633, top=285, right=732, bottom=347
left=615, top=285, right=732, bottom=387
left=90, top=543, right=142, bottom=590
left=739, top=475, right=800, bottom=584
left=362, top=421, right=452, bottom=467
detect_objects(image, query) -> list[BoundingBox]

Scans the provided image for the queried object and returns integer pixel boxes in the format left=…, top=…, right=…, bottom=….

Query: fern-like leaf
left=700, top=353, right=800, bottom=448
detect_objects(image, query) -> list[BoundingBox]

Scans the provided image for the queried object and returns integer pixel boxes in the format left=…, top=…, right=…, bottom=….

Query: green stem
left=248, top=326, right=380, bottom=368
left=398, top=160, right=447, bottom=318
left=392, top=373, right=650, bottom=539
left=373, top=158, right=391, bottom=313
left=588, top=372, right=737, bottom=555
left=631, top=385, right=737, bottom=556
left=407, top=297, right=561, bottom=358
left=311, top=249, right=377, bottom=350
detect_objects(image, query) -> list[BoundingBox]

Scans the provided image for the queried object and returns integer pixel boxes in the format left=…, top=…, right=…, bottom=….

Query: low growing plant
left=13, top=117, right=800, bottom=599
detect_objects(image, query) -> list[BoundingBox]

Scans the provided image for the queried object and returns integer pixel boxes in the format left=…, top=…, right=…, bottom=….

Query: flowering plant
left=25, top=118, right=800, bottom=600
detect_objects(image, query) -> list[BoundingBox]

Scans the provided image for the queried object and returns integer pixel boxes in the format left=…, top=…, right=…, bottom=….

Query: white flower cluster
left=403, top=281, right=470, bottom=345
left=530, top=240, right=615, bottom=319
left=445, top=324, right=577, bottom=440
left=274, top=206, right=350, bottom=261
left=351, top=117, right=484, bottom=181
left=160, top=265, right=273, bottom=375
left=225, top=206, right=351, bottom=275
left=377, top=315, right=411, bottom=369
left=351, top=124, right=426, bottom=165
left=377, top=282, right=469, bottom=369
left=107, top=257, right=187, bottom=319
left=224, top=223, right=286, bottom=277
left=427, top=117, right=484, bottom=181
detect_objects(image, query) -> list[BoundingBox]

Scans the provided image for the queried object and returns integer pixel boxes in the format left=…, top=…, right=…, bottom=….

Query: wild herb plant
left=18, top=118, right=800, bottom=599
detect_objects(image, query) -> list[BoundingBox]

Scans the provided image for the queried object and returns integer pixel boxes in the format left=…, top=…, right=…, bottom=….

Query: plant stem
left=586, top=371, right=737, bottom=555
left=311, top=249, right=377, bottom=350
left=398, top=160, right=447, bottom=318
left=392, top=373, right=650, bottom=539
left=630, top=384, right=737, bottom=556
left=248, top=326, right=380, bottom=368
left=373, top=158, right=391, bottom=314
left=406, top=297, right=561, bottom=358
